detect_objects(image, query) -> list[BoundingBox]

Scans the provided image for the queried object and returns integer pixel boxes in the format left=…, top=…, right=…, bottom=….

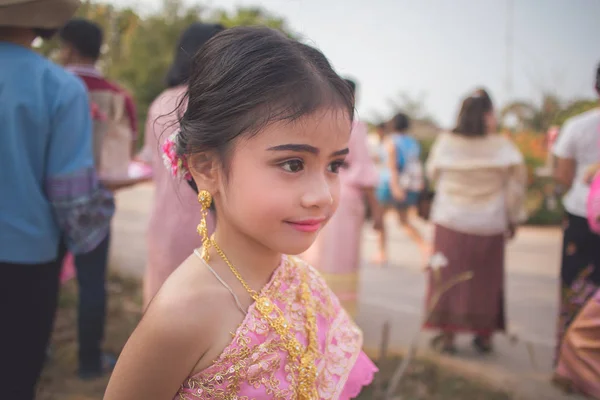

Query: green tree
left=36, top=0, right=292, bottom=145
left=552, top=99, right=597, bottom=126
left=501, top=95, right=597, bottom=132
left=500, top=93, right=562, bottom=132
left=387, top=91, right=438, bottom=125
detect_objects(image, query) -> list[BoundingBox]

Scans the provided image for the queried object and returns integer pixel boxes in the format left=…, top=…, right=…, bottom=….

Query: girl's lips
left=285, top=218, right=326, bottom=233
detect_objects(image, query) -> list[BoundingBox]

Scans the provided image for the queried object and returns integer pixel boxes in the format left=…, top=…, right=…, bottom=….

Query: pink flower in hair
left=162, top=132, right=192, bottom=180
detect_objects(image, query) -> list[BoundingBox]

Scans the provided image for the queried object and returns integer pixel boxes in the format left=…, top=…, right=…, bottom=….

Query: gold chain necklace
left=209, top=236, right=319, bottom=399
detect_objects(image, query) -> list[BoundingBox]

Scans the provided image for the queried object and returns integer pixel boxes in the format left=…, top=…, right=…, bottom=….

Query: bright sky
left=112, top=0, right=599, bottom=128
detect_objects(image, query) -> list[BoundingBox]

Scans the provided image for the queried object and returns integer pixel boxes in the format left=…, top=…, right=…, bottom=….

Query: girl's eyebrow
left=267, top=144, right=349, bottom=157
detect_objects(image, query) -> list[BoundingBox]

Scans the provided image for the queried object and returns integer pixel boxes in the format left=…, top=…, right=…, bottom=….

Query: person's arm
left=506, top=162, right=528, bottom=239
left=554, top=157, right=576, bottom=189
left=46, top=78, right=114, bottom=255
left=385, top=139, right=405, bottom=201
left=135, top=104, right=156, bottom=165
left=552, top=121, right=577, bottom=189
left=425, top=134, right=443, bottom=184
left=584, top=163, right=600, bottom=184
left=124, top=92, right=139, bottom=157
left=363, top=187, right=383, bottom=231
left=104, top=290, right=212, bottom=400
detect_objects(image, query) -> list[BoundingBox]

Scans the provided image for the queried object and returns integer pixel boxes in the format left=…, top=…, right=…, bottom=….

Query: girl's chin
left=276, top=235, right=318, bottom=256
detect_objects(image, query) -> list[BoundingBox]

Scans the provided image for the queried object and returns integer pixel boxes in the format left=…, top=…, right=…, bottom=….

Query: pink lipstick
left=285, top=218, right=325, bottom=233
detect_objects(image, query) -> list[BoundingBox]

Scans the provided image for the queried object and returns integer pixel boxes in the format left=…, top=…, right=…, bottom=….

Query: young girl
left=104, top=27, right=377, bottom=399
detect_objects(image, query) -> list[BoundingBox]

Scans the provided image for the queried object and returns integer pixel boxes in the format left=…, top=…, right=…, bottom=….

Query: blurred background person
left=56, top=17, right=141, bottom=379
left=0, top=0, right=114, bottom=396
left=374, top=112, right=429, bottom=266
left=301, top=78, right=383, bottom=317
left=423, top=88, right=527, bottom=354
left=552, top=62, right=600, bottom=364
left=136, top=22, right=224, bottom=308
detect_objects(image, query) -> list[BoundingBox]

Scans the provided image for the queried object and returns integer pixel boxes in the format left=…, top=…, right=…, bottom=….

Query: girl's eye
left=328, top=160, right=346, bottom=174
left=280, top=159, right=304, bottom=173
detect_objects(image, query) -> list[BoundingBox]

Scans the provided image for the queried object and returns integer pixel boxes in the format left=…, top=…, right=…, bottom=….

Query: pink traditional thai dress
left=301, top=120, right=379, bottom=317
left=176, top=255, right=377, bottom=399
left=138, top=86, right=215, bottom=307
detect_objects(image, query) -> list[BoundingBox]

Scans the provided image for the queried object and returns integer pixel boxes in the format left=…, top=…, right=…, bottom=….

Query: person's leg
left=0, top=257, right=62, bottom=399
left=397, top=207, right=431, bottom=265
left=74, top=233, right=112, bottom=377
left=430, top=331, right=456, bottom=354
left=373, top=208, right=388, bottom=265
left=473, top=332, right=493, bottom=353
left=555, top=213, right=600, bottom=363
left=372, top=184, right=389, bottom=265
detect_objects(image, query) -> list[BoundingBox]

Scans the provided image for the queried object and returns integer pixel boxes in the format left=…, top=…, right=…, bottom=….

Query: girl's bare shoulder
left=144, top=254, right=235, bottom=341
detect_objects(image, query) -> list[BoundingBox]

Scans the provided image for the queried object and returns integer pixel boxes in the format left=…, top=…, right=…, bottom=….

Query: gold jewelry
left=196, top=190, right=212, bottom=262
left=210, top=235, right=319, bottom=399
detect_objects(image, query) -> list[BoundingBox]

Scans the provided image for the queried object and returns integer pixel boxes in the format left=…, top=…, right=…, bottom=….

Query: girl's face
left=212, top=108, right=351, bottom=256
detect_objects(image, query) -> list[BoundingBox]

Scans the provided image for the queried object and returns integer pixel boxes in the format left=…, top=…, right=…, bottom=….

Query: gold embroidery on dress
left=178, top=257, right=362, bottom=400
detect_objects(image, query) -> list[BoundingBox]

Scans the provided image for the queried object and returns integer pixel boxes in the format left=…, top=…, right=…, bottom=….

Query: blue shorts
left=376, top=183, right=420, bottom=209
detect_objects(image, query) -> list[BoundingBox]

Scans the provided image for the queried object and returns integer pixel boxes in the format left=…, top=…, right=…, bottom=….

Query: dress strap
left=193, top=249, right=247, bottom=315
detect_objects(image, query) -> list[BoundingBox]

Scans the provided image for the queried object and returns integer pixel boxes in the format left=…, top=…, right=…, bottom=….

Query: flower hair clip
left=162, top=131, right=192, bottom=180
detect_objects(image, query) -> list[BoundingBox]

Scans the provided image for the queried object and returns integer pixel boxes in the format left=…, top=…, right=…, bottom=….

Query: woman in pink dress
left=137, top=23, right=223, bottom=308
left=301, top=79, right=382, bottom=317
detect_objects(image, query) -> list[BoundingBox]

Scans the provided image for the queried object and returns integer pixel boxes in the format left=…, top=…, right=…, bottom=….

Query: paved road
left=356, top=219, right=569, bottom=398
left=109, top=184, right=575, bottom=399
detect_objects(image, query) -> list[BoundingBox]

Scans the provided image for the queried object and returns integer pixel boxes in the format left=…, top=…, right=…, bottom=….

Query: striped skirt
left=424, top=224, right=506, bottom=335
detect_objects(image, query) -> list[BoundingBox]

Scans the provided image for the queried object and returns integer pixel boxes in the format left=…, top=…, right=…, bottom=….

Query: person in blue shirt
left=0, top=1, right=114, bottom=398
left=374, top=112, right=430, bottom=266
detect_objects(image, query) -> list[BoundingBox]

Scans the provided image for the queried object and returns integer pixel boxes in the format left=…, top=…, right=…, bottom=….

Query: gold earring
left=196, top=190, right=212, bottom=261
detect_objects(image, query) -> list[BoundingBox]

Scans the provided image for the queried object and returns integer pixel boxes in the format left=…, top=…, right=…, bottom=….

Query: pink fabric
left=589, top=171, right=600, bottom=234
left=587, top=133, right=600, bottom=234
left=138, top=87, right=215, bottom=307
left=176, top=256, right=377, bottom=399
left=301, top=120, right=378, bottom=276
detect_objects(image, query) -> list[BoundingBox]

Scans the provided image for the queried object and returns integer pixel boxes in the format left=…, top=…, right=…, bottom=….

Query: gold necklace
left=209, top=236, right=319, bottom=399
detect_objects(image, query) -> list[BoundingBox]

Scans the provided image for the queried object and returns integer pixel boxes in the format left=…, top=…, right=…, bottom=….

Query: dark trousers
left=73, top=233, right=111, bottom=373
left=555, top=212, right=600, bottom=363
left=0, top=253, right=64, bottom=400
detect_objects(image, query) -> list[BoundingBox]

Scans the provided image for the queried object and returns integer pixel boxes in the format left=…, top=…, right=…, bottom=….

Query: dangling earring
left=196, top=190, right=212, bottom=261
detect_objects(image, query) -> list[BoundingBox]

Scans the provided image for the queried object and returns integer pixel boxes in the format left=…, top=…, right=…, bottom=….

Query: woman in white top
left=423, top=89, right=527, bottom=353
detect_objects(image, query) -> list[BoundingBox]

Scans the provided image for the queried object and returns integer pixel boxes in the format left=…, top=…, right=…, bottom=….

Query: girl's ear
left=188, top=151, right=221, bottom=196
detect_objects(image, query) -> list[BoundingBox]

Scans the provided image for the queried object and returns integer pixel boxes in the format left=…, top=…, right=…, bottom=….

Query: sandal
left=472, top=336, right=493, bottom=354
left=430, top=333, right=457, bottom=354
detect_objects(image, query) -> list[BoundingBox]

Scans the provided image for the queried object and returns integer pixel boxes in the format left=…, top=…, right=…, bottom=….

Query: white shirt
left=553, top=108, right=600, bottom=218
left=427, top=132, right=527, bottom=235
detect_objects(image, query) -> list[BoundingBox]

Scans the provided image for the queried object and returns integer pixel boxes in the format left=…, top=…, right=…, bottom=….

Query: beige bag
left=89, top=90, right=132, bottom=180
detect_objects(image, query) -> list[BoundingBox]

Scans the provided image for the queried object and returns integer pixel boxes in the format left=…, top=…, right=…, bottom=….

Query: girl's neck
left=211, top=224, right=282, bottom=293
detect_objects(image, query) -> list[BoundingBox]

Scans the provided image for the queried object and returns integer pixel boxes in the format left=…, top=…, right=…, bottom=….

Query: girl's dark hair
left=165, top=23, right=225, bottom=88
left=391, top=112, right=410, bottom=132
left=453, top=88, right=493, bottom=137
left=176, top=27, right=354, bottom=169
